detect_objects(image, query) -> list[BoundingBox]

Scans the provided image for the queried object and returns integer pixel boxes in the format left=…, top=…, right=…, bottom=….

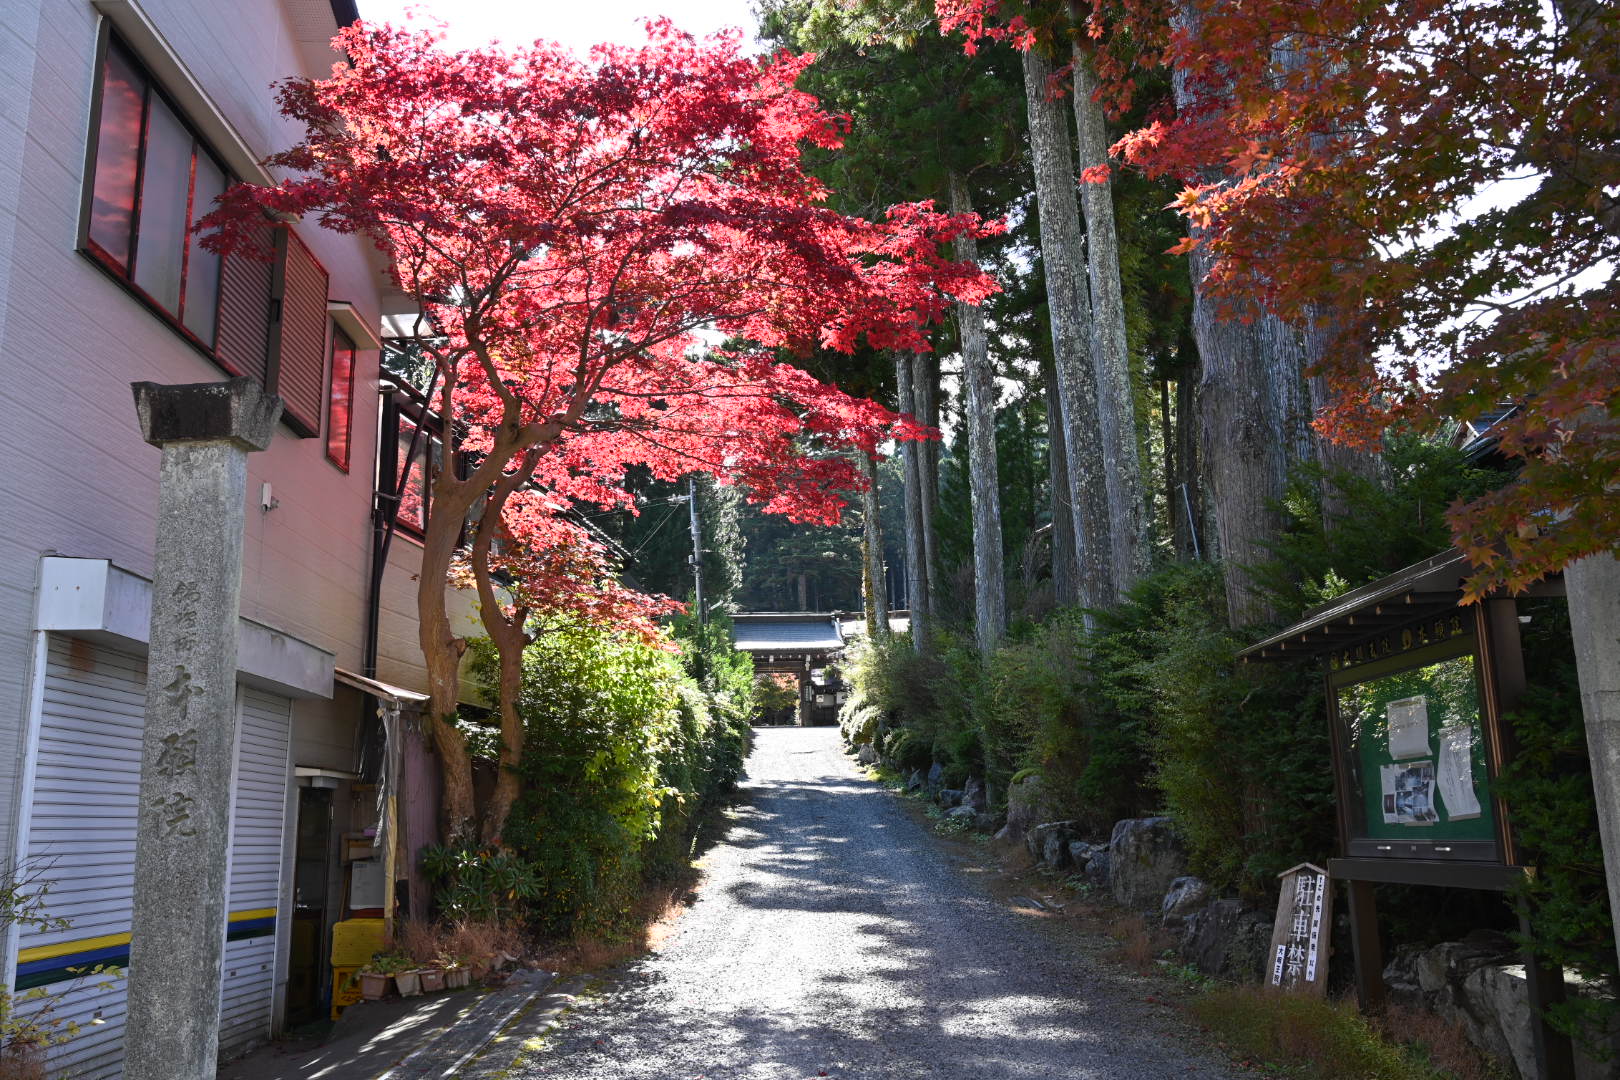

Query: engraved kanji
left=153, top=791, right=198, bottom=838
left=161, top=665, right=205, bottom=723
left=155, top=729, right=199, bottom=778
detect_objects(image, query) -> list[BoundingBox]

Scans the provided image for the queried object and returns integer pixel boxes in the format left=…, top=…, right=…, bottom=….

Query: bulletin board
left=1328, top=632, right=1504, bottom=863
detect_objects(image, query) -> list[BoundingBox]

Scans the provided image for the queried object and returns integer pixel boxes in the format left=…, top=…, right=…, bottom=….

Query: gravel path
left=515, top=727, right=1238, bottom=1080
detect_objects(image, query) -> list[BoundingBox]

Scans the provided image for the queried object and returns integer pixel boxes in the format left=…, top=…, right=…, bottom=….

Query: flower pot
left=419, top=968, right=446, bottom=993
left=359, top=972, right=391, bottom=1001
left=445, top=967, right=470, bottom=990
left=394, top=970, right=422, bottom=997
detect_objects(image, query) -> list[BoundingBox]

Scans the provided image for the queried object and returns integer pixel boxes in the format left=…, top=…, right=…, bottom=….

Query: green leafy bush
left=1132, top=564, right=1334, bottom=894
left=497, top=624, right=682, bottom=936
left=1497, top=597, right=1616, bottom=1045
left=419, top=846, right=541, bottom=924
left=449, top=617, right=749, bottom=939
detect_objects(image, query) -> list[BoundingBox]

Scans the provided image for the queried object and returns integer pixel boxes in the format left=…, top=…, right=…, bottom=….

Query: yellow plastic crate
left=330, top=917, right=387, bottom=969
left=331, top=966, right=362, bottom=1020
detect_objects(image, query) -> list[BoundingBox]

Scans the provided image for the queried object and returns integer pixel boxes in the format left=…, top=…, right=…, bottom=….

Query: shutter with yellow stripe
left=12, top=637, right=293, bottom=1077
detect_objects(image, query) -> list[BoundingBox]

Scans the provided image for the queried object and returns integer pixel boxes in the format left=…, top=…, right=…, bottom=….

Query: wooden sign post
left=1268, top=863, right=1332, bottom=996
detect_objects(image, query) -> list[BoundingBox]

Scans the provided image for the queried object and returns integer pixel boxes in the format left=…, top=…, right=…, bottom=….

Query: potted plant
left=418, top=966, right=446, bottom=993
left=394, top=965, right=422, bottom=998
left=362, top=952, right=413, bottom=999
left=357, top=968, right=391, bottom=1002
left=443, top=958, right=470, bottom=990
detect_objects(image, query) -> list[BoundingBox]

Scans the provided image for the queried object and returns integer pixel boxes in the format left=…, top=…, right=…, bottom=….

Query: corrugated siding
left=215, top=222, right=275, bottom=384
left=270, top=226, right=329, bottom=434
left=19, top=639, right=145, bottom=1079
left=14, top=637, right=292, bottom=1078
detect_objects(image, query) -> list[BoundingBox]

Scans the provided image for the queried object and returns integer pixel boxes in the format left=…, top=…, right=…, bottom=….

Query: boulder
left=937, top=788, right=964, bottom=809
left=1161, top=876, right=1210, bottom=929
left=855, top=743, right=878, bottom=765
left=1179, top=898, right=1273, bottom=980
left=1082, top=849, right=1111, bottom=890
left=1383, top=932, right=1620, bottom=1079
left=906, top=770, right=925, bottom=793
left=1108, top=817, right=1189, bottom=910
left=926, top=761, right=945, bottom=793
left=1025, top=821, right=1079, bottom=867
left=962, top=776, right=989, bottom=813
left=1068, top=840, right=1100, bottom=871
left=945, top=805, right=977, bottom=823
left=994, top=773, right=1061, bottom=847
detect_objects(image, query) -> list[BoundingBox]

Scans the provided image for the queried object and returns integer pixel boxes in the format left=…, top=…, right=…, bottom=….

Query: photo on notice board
left=1380, top=760, right=1438, bottom=825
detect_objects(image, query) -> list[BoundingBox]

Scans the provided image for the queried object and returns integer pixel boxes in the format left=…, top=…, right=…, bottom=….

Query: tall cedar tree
left=761, top=0, right=1029, bottom=650
left=206, top=20, right=996, bottom=845
left=939, top=0, right=1152, bottom=608
left=1098, top=0, right=1619, bottom=597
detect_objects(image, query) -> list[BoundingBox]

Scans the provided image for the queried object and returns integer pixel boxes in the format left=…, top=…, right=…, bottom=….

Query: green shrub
left=419, top=846, right=541, bottom=924
left=1497, top=596, right=1616, bottom=1046
left=885, top=728, right=931, bottom=773
left=453, top=618, right=749, bottom=939
left=1131, top=564, right=1335, bottom=895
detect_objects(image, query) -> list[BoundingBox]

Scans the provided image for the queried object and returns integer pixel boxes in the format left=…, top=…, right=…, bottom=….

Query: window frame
left=380, top=388, right=445, bottom=541
left=326, top=322, right=358, bottom=472
left=78, top=26, right=233, bottom=361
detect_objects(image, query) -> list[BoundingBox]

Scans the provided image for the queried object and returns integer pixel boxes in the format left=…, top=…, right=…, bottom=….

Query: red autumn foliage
left=204, top=18, right=996, bottom=841
left=940, top=0, right=1620, bottom=597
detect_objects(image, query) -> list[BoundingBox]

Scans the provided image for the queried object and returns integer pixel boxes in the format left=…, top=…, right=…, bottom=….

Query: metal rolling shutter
left=215, top=221, right=276, bottom=384
left=218, top=688, right=292, bottom=1057
left=268, top=226, right=330, bottom=435
left=16, top=638, right=146, bottom=1080
left=13, top=638, right=293, bottom=1078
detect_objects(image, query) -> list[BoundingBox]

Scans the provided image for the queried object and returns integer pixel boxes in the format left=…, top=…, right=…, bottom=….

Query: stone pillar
left=1567, top=551, right=1620, bottom=974
left=126, top=378, right=279, bottom=1080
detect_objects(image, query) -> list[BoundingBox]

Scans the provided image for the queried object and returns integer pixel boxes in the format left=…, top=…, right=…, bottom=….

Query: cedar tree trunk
left=949, top=171, right=1007, bottom=656
left=857, top=450, right=890, bottom=638
left=1073, top=44, right=1149, bottom=588
left=914, top=350, right=941, bottom=618
left=1022, top=47, right=1114, bottom=613
left=1173, top=3, right=1315, bottom=626
left=897, top=352, right=932, bottom=651
left=1044, top=354, right=1079, bottom=605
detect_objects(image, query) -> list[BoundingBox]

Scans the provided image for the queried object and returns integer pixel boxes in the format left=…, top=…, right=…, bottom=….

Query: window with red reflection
left=393, top=413, right=443, bottom=535
left=326, top=325, right=356, bottom=470
left=83, top=36, right=225, bottom=348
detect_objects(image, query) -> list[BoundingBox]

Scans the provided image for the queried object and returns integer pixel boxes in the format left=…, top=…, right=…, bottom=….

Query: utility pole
left=688, top=476, right=705, bottom=625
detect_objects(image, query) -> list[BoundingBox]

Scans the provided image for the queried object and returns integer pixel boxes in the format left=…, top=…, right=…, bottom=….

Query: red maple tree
left=1099, top=0, right=1619, bottom=596
left=207, top=19, right=995, bottom=843
left=941, top=0, right=1618, bottom=596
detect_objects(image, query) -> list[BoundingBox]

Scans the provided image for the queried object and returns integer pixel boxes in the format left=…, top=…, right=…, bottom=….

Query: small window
left=384, top=399, right=444, bottom=537
left=326, top=325, right=357, bottom=470
left=83, top=36, right=225, bottom=348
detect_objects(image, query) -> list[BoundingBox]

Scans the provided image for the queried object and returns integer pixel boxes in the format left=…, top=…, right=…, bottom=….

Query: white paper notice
left=1387, top=696, right=1431, bottom=759
left=1437, top=724, right=1483, bottom=820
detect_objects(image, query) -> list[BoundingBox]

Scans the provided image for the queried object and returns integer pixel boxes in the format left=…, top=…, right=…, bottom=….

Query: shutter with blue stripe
left=12, top=637, right=293, bottom=1077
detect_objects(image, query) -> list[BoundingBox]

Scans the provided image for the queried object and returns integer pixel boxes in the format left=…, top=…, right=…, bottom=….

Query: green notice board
left=1335, top=650, right=1495, bottom=843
